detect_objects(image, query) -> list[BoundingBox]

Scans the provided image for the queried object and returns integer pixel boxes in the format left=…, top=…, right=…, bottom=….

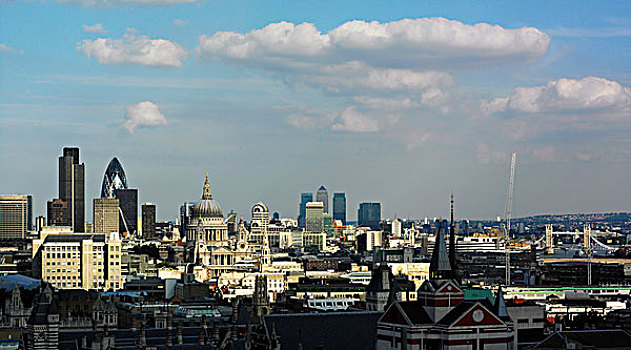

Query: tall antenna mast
left=504, top=152, right=517, bottom=285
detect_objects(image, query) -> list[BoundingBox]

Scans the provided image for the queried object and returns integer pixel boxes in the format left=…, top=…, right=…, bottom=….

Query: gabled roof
left=264, top=311, right=382, bottom=350
left=397, top=302, right=433, bottom=325
left=436, top=300, right=505, bottom=328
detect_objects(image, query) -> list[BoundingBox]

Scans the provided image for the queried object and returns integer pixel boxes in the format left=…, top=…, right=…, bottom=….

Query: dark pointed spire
left=429, top=219, right=452, bottom=280
left=494, top=286, right=510, bottom=321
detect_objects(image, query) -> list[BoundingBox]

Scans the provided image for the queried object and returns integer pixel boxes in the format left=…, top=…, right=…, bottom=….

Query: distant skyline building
left=59, top=147, right=85, bottom=232
left=0, top=194, right=32, bottom=239
left=141, top=203, right=156, bottom=239
left=332, top=192, right=346, bottom=224
left=115, top=188, right=137, bottom=235
left=100, top=157, right=128, bottom=199
left=316, top=186, right=329, bottom=213
left=358, top=202, right=381, bottom=230
left=305, top=202, right=324, bottom=233
left=250, top=202, right=270, bottom=244
left=93, top=197, right=119, bottom=234
left=46, top=198, right=69, bottom=227
left=298, top=192, right=313, bottom=228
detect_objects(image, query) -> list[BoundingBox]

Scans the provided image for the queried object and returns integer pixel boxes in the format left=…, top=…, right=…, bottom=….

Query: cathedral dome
left=192, top=173, right=223, bottom=218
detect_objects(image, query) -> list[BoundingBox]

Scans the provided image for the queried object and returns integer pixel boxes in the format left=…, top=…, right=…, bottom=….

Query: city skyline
left=1, top=1, right=630, bottom=221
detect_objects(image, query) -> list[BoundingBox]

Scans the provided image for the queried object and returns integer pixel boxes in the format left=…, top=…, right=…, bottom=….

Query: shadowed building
left=333, top=192, right=346, bottom=225
left=358, top=202, right=381, bottom=230
left=297, top=192, right=313, bottom=228
left=115, top=188, right=138, bottom=235
left=141, top=203, right=156, bottom=239
left=46, top=198, right=68, bottom=227
left=316, top=185, right=329, bottom=213
left=58, top=147, right=84, bottom=232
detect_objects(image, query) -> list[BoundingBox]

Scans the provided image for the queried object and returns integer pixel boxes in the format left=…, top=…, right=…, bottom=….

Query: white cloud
left=354, top=96, right=419, bottom=110
left=122, top=101, right=168, bottom=133
left=484, top=77, right=631, bottom=114
left=0, top=44, right=23, bottom=55
left=77, top=30, right=188, bottom=67
left=532, top=146, right=557, bottom=163
left=0, top=44, right=15, bottom=53
left=317, top=61, right=453, bottom=92
left=58, top=0, right=195, bottom=7
left=476, top=143, right=507, bottom=164
left=173, top=19, right=188, bottom=26
left=331, top=106, right=398, bottom=133
left=197, top=18, right=550, bottom=69
left=83, top=23, right=106, bottom=33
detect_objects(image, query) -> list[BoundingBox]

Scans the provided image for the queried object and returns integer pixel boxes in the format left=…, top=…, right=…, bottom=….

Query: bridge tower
left=545, top=224, right=553, bottom=249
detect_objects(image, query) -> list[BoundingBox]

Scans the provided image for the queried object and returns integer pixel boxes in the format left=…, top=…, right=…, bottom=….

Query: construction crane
left=504, top=152, right=516, bottom=285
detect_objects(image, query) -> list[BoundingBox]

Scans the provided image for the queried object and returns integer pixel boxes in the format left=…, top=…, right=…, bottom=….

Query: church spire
left=202, top=172, right=212, bottom=200
left=429, top=219, right=452, bottom=280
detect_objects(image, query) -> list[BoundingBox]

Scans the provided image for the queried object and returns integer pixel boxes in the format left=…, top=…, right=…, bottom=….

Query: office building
left=93, top=198, right=119, bottom=234
left=332, top=192, right=346, bottom=224
left=0, top=194, right=32, bottom=239
left=316, top=185, right=329, bottom=213
left=358, top=202, right=381, bottom=230
left=32, top=232, right=123, bottom=290
left=100, top=157, right=128, bottom=199
left=46, top=198, right=69, bottom=226
left=298, top=192, right=313, bottom=228
left=58, top=147, right=85, bottom=232
left=306, top=202, right=324, bottom=233
left=115, top=188, right=138, bottom=234
left=141, top=203, right=156, bottom=239
left=250, top=202, right=270, bottom=244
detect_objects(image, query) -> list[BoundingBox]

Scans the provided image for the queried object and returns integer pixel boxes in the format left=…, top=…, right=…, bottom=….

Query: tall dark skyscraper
left=141, top=203, right=156, bottom=239
left=316, top=185, right=329, bottom=213
left=298, top=192, right=313, bottom=228
left=333, top=192, right=346, bottom=224
left=115, top=188, right=138, bottom=234
left=358, top=202, right=381, bottom=229
left=59, top=147, right=85, bottom=232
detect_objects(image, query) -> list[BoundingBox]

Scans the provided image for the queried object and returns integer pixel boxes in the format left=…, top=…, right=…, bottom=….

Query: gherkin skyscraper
left=101, top=157, right=128, bottom=198
left=100, top=157, right=138, bottom=234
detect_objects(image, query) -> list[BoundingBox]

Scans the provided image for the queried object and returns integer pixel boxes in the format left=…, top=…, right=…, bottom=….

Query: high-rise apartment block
left=316, top=186, right=328, bottom=213
left=141, top=203, right=156, bottom=239
left=358, top=202, right=381, bottom=230
left=93, top=198, right=120, bottom=234
left=32, top=232, right=123, bottom=290
left=305, top=202, right=324, bottom=233
left=115, top=188, right=138, bottom=234
left=332, top=192, right=346, bottom=224
left=58, top=147, right=85, bottom=232
left=298, top=193, right=313, bottom=228
left=0, top=194, right=32, bottom=239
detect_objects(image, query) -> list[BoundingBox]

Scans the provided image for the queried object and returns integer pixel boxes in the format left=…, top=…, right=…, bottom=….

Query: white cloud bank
left=122, top=101, right=168, bottom=133
left=483, top=77, right=631, bottom=115
left=77, top=30, right=187, bottom=67
left=196, top=18, right=550, bottom=68
left=83, top=23, right=106, bottom=33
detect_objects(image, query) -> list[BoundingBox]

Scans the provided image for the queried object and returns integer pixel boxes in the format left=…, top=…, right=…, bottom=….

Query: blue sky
left=1, top=0, right=630, bottom=221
